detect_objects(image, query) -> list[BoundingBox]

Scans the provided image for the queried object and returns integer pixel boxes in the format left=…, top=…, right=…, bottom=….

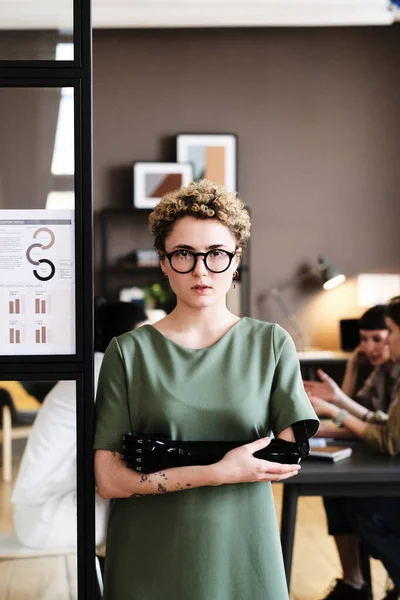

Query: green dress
left=94, top=317, right=319, bottom=600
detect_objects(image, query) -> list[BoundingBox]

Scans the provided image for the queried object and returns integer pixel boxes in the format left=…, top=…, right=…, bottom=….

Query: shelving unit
left=99, top=208, right=159, bottom=300
left=99, top=207, right=251, bottom=316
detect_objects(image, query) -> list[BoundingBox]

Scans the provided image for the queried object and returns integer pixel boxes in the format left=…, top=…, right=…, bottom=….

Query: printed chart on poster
left=0, top=210, right=75, bottom=355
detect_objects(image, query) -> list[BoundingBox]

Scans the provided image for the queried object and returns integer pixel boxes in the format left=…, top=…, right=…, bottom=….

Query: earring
left=233, top=270, right=239, bottom=290
left=162, top=272, right=168, bottom=281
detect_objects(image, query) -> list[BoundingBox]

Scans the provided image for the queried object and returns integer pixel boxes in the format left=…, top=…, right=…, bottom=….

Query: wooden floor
left=0, top=458, right=388, bottom=600
left=0, top=555, right=77, bottom=600
left=273, top=484, right=388, bottom=600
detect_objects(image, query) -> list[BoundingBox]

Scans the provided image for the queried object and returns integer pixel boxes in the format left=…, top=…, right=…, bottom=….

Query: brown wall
left=0, top=87, right=60, bottom=210
left=0, top=32, right=61, bottom=210
left=92, top=27, right=400, bottom=348
left=0, top=30, right=58, bottom=61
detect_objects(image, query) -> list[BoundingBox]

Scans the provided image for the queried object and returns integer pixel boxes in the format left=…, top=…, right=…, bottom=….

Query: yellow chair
left=0, top=382, right=40, bottom=482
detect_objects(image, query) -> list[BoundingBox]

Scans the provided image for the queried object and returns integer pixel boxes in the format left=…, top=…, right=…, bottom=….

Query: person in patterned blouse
left=308, top=297, right=400, bottom=600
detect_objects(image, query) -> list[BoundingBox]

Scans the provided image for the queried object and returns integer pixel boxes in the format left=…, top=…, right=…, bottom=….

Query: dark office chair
left=19, top=381, right=57, bottom=404
left=360, top=540, right=372, bottom=590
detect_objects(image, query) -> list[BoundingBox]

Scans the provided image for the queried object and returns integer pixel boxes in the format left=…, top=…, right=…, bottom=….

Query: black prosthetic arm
left=121, top=421, right=310, bottom=474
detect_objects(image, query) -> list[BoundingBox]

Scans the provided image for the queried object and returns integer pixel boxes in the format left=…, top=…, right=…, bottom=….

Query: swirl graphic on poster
left=26, top=228, right=56, bottom=281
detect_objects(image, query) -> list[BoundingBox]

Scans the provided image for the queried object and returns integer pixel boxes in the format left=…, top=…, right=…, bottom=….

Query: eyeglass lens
left=170, top=250, right=232, bottom=273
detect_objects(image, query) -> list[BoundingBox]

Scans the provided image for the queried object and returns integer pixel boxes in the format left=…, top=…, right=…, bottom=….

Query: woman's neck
left=153, top=299, right=240, bottom=348
left=170, top=300, right=238, bottom=331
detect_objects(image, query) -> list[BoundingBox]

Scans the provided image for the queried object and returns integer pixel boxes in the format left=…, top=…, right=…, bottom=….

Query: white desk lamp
left=259, top=256, right=346, bottom=350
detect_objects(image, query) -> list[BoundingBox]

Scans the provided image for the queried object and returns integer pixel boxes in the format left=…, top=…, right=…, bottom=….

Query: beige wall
left=92, top=26, right=399, bottom=348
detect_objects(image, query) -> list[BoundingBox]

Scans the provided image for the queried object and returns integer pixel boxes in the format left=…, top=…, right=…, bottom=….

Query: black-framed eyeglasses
left=165, top=249, right=237, bottom=274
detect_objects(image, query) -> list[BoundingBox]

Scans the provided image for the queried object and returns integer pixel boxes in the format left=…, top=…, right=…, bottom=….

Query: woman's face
left=161, top=216, right=240, bottom=310
left=385, top=317, right=400, bottom=363
left=359, top=329, right=389, bottom=367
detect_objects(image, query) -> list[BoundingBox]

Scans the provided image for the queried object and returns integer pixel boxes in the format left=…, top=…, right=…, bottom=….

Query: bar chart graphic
left=9, top=296, right=25, bottom=314
left=35, top=326, right=48, bottom=344
left=0, top=209, right=75, bottom=355
left=34, top=295, right=51, bottom=314
left=9, top=327, right=25, bottom=344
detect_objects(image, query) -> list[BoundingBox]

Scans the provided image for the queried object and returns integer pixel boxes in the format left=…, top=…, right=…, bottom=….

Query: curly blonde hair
left=149, top=179, right=251, bottom=253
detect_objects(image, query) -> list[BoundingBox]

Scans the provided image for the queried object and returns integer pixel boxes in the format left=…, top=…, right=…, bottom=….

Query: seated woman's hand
left=308, top=395, right=336, bottom=419
left=303, top=369, right=341, bottom=402
left=315, top=421, right=354, bottom=438
left=214, top=437, right=301, bottom=485
left=348, top=344, right=366, bottom=368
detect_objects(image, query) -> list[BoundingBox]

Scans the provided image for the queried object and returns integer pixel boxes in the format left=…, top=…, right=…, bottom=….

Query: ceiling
left=0, top=0, right=397, bottom=30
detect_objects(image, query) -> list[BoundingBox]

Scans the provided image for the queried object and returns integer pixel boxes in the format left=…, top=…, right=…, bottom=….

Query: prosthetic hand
left=121, top=422, right=310, bottom=474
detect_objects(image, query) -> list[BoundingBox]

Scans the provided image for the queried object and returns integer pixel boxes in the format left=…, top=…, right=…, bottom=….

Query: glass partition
left=0, top=2, right=94, bottom=595
left=0, top=379, right=78, bottom=599
left=0, top=2, right=73, bottom=61
left=0, top=87, right=75, bottom=355
left=0, top=86, right=74, bottom=210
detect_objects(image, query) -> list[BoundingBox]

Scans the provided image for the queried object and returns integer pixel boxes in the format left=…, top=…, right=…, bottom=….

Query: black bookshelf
left=99, top=208, right=251, bottom=316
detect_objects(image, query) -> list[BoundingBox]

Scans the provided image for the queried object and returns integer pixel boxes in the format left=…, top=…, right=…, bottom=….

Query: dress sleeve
left=363, top=392, right=400, bottom=456
left=94, top=337, right=131, bottom=453
left=270, top=325, right=319, bottom=438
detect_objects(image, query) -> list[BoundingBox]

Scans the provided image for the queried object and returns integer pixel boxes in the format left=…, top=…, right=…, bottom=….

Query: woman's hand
left=213, top=437, right=301, bottom=485
left=303, top=369, right=341, bottom=403
left=315, top=423, right=355, bottom=439
left=348, top=344, right=365, bottom=368
left=309, top=395, right=337, bottom=419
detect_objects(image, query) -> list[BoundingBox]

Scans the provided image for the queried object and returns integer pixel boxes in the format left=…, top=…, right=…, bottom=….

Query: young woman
left=304, top=305, right=400, bottom=440
left=309, top=296, right=400, bottom=600
left=305, top=303, right=400, bottom=444
left=94, top=180, right=319, bottom=600
left=341, top=305, right=392, bottom=400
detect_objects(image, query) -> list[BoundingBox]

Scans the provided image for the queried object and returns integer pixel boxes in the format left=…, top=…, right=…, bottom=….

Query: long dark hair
left=385, top=296, right=400, bottom=328
left=359, top=305, right=387, bottom=330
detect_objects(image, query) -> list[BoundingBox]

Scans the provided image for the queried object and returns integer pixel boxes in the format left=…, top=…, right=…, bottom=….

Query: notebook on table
left=309, top=446, right=353, bottom=462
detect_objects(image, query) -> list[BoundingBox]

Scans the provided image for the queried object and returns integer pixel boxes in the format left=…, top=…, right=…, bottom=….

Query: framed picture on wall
left=133, top=162, right=193, bottom=209
left=176, top=133, right=237, bottom=192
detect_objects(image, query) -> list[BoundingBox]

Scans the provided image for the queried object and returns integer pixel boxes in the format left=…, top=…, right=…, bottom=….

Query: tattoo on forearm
left=186, top=483, right=192, bottom=487
left=111, top=451, right=116, bottom=457
left=140, top=474, right=148, bottom=482
left=158, top=483, right=167, bottom=494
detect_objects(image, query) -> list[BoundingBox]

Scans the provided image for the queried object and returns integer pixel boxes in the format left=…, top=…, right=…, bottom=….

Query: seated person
left=304, top=305, right=400, bottom=439
left=308, top=297, right=400, bottom=600
left=341, top=305, right=392, bottom=399
left=11, top=300, right=148, bottom=549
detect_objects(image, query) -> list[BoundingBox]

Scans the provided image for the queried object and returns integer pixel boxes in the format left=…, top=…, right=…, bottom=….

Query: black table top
left=284, top=442, right=400, bottom=485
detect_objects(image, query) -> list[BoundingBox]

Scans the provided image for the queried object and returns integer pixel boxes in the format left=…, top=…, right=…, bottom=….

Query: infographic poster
left=0, top=210, right=75, bottom=355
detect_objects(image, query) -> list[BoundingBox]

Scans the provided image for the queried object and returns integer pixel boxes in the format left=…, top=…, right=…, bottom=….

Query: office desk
left=298, top=351, right=350, bottom=362
left=280, top=443, right=400, bottom=588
